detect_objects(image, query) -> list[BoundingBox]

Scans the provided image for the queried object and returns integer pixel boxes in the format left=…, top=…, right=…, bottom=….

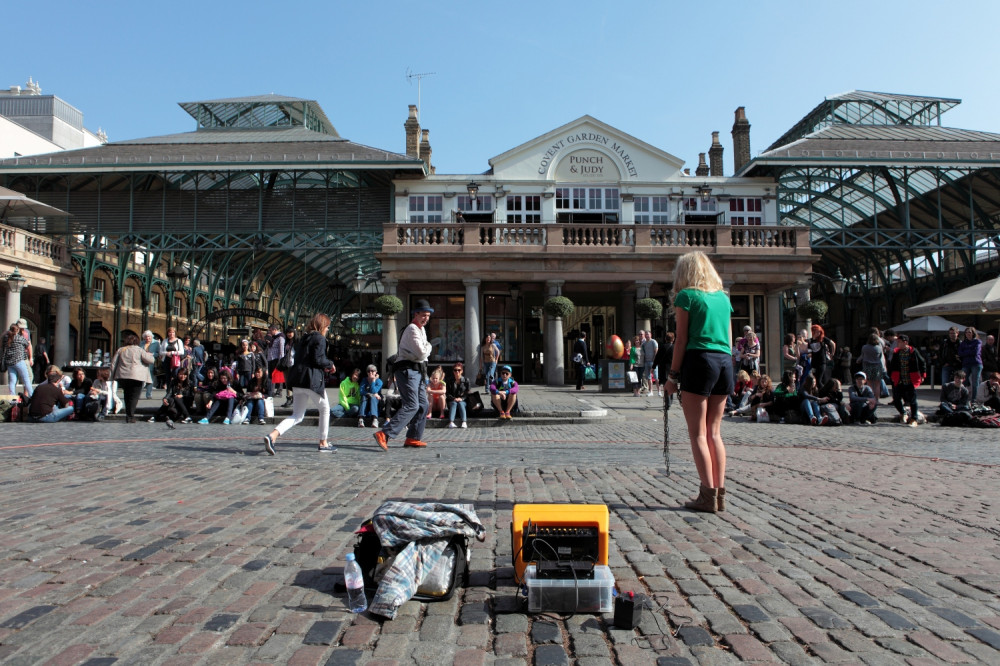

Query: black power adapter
left=614, top=591, right=646, bottom=629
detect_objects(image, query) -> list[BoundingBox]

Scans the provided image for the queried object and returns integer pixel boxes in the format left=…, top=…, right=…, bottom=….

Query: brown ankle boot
left=684, top=485, right=718, bottom=513
left=717, top=487, right=726, bottom=512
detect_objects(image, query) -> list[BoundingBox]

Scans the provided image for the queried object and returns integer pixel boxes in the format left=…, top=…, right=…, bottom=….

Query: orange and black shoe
left=374, top=431, right=388, bottom=451
left=404, top=438, right=427, bottom=448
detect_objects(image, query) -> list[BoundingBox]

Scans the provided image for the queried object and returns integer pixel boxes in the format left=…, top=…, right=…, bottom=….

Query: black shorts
left=680, top=350, right=734, bottom=397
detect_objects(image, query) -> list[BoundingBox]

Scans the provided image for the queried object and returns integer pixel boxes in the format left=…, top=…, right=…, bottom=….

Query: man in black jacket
left=573, top=332, right=590, bottom=390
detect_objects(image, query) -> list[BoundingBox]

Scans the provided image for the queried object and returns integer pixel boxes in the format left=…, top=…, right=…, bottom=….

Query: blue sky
left=7, top=1, right=999, bottom=175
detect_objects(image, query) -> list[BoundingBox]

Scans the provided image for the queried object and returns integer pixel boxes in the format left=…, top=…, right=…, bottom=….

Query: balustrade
left=387, top=222, right=799, bottom=253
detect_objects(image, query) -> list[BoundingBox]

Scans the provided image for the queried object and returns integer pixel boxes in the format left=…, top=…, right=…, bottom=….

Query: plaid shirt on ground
left=368, top=502, right=483, bottom=619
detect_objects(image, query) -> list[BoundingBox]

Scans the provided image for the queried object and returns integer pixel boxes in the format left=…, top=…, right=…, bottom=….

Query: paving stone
left=303, top=620, right=343, bottom=646
left=928, top=606, right=979, bottom=628
left=676, top=626, right=714, bottom=647
left=530, top=621, right=561, bottom=644
left=868, top=608, right=917, bottom=631
left=966, top=627, right=1000, bottom=650
left=841, top=590, right=880, bottom=608
left=533, top=644, right=569, bottom=666
left=800, top=606, right=851, bottom=630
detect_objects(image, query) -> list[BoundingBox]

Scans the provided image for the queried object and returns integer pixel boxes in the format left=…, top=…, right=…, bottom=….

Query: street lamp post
left=166, top=263, right=189, bottom=334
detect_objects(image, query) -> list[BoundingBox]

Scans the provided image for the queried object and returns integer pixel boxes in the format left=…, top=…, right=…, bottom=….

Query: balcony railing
left=386, top=222, right=808, bottom=253
left=0, top=223, right=71, bottom=266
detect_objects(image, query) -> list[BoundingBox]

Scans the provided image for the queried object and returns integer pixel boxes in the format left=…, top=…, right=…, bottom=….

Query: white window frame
left=683, top=197, right=717, bottom=213
left=729, top=197, right=763, bottom=225
left=123, top=285, right=135, bottom=309
left=408, top=195, right=444, bottom=223
left=506, top=195, right=541, bottom=223
left=172, top=296, right=182, bottom=318
left=457, top=195, right=493, bottom=212
left=150, top=292, right=161, bottom=314
left=92, top=277, right=105, bottom=303
left=634, top=196, right=670, bottom=224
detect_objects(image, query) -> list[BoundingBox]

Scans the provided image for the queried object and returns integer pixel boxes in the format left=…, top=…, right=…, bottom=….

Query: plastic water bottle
left=343, top=553, right=367, bottom=613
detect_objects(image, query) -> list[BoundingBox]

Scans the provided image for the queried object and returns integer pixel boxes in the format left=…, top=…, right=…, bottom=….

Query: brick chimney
left=732, top=107, right=751, bottom=173
left=419, top=129, right=434, bottom=174
left=695, top=153, right=709, bottom=176
left=709, top=131, right=724, bottom=176
left=404, top=105, right=420, bottom=159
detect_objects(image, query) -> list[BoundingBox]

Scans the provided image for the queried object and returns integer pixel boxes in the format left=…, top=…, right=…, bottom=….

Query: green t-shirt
left=673, top=288, right=732, bottom=354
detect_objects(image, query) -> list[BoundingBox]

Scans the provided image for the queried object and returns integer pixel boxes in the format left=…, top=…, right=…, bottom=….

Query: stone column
left=765, top=292, right=783, bottom=379
left=635, top=280, right=654, bottom=335
left=545, top=316, right=565, bottom=386
left=463, top=279, right=481, bottom=375
left=544, top=280, right=565, bottom=386
left=4, top=286, right=21, bottom=331
left=55, top=290, right=71, bottom=367
left=381, top=277, right=399, bottom=361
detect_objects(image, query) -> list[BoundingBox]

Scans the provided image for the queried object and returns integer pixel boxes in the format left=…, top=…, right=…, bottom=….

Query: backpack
left=353, top=519, right=469, bottom=602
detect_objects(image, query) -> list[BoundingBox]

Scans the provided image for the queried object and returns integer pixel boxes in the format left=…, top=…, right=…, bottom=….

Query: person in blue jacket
left=490, top=365, right=519, bottom=419
left=358, top=364, right=383, bottom=428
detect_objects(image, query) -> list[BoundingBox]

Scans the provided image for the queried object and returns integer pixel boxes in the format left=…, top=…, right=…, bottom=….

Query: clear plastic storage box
left=525, top=564, right=614, bottom=613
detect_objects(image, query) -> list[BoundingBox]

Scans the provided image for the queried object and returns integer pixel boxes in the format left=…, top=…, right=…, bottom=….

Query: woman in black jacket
left=262, top=313, right=335, bottom=455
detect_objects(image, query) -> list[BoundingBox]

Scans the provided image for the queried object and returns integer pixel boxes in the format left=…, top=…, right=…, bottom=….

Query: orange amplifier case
left=511, top=503, right=609, bottom=580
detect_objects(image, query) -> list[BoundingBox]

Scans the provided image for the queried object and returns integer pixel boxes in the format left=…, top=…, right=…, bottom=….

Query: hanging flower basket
left=635, top=298, right=663, bottom=321
left=372, top=295, right=404, bottom=316
left=543, top=296, right=575, bottom=319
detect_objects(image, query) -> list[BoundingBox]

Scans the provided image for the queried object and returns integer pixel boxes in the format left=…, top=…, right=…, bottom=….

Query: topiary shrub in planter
left=372, top=295, right=404, bottom=316
left=543, top=296, right=575, bottom=319
left=797, top=299, right=828, bottom=323
left=635, top=298, right=663, bottom=321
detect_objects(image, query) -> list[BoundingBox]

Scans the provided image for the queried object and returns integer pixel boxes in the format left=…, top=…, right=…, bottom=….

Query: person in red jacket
left=888, top=333, right=926, bottom=426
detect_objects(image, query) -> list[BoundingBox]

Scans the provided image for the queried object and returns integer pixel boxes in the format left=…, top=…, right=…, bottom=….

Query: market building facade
left=381, top=108, right=813, bottom=383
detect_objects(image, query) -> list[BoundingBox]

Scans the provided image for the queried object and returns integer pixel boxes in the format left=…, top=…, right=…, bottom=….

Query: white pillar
left=4, top=287, right=21, bottom=330
left=381, top=278, right=399, bottom=361
left=55, top=291, right=71, bottom=367
left=765, top=292, right=783, bottom=379
left=546, top=316, right=565, bottom=386
left=463, top=279, right=481, bottom=374
left=544, top=280, right=565, bottom=386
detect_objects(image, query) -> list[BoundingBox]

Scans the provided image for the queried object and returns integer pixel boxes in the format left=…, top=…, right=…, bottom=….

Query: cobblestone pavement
left=0, top=386, right=998, bottom=664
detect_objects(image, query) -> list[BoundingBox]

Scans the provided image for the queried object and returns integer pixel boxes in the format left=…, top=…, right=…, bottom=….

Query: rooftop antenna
left=406, top=68, right=436, bottom=121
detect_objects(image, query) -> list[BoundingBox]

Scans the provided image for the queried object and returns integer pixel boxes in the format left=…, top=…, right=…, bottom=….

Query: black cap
left=412, top=299, right=434, bottom=314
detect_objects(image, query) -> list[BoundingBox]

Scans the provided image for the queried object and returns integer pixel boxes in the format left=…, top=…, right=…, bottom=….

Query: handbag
left=755, top=406, right=770, bottom=423
left=475, top=370, right=485, bottom=387
left=264, top=396, right=274, bottom=418
left=584, top=365, right=597, bottom=380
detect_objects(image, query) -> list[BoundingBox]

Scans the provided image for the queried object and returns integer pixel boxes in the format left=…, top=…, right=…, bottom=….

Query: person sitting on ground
left=490, top=365, right=519, bottom=419
left=66, top=367, right=93, bottom=416
left=358, top=364, right=383, bottom=428
left=192, top=366, right=217, bottom=416
left=445, top=362, right=471, bottom=428
left=747, top=374, right=775, bottom=421
left=888, top=333, right=926, bottom=426
left=425, top=366, right=448, bottom=419
left=938, top=369, right=971, bottom=416
left=773, top=369, right=801, bottom=423
left=331, top=366, right=361, bottom=419
left=848, top=371, right=877, bottom=424
left=88, top=368, right=112, bottom=420
left=244, top=365, right=272, bottom=425
left=29, top=365, right=74, bottom=422
left=817, top=378, right=847, bottom=425
left=199, top=368, right=242, bottom=424
left=799, top=373, right=824, bottom=425
left=727, top=369, right=755, bottom=416
left=977, top=372, right=1000, bottom=412
left=152, top=368, right=194, bottom=427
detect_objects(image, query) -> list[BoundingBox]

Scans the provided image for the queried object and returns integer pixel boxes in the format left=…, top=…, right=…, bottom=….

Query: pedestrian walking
left=374, top=299, right=434, bottom=450
left=573, top=331, right=591, bottom=390
left=110, top=333, right=156, bottom=423
left=262, top=313, right=335, bottom=454
left=664, top=251, right=734, bottom=513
